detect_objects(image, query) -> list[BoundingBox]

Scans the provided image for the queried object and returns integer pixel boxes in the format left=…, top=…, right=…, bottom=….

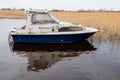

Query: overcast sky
left=0, top=0, right=120, bottom=10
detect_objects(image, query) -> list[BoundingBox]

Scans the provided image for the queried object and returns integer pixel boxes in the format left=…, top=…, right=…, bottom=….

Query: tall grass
left=51, top=12, right=120, bottom=41
left=0, top=10, right=26, bottom=19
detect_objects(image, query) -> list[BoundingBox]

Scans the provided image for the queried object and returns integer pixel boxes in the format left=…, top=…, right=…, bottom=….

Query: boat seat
left=59, top=27, right=83, bottom=32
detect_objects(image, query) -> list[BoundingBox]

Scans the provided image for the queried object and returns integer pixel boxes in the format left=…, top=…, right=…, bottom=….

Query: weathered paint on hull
left=11, top=32, right=95, bottom=43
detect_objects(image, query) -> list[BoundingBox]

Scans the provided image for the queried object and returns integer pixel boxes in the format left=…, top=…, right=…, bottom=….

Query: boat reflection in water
left=9, top=40, right=97, bottom=72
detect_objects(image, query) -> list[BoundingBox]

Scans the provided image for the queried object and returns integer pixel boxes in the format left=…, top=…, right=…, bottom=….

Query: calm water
left=0, top=19, right=120, bottom=80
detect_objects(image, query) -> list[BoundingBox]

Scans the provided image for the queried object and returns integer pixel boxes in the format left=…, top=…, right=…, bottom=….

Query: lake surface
left=0, top=19, right=120, bottom=80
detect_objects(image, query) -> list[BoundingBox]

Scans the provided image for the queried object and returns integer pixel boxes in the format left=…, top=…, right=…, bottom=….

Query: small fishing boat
left=10, top=9, right=98, bottom=43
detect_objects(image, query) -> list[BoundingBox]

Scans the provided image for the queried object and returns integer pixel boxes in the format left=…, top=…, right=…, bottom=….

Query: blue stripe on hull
left=11, top=32, right=95, bottom=43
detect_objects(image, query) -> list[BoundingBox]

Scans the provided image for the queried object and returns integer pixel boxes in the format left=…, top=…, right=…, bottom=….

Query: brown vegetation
left=0, top=10, right=26, bottom=19
left=51, top=11, right=120, bottom=41
left=0, top=10, right=120, bottom=41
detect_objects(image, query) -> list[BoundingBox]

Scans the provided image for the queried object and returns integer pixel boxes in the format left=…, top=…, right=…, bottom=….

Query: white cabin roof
left=26, top=9, right=48, bottom=14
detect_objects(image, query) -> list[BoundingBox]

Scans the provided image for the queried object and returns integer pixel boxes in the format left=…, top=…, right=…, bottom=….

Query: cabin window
left=32, top=14, right=55, bottom=24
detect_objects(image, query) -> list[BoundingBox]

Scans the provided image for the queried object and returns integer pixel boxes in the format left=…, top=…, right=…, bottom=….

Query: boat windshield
left=32, top=13, right=56, bottom=24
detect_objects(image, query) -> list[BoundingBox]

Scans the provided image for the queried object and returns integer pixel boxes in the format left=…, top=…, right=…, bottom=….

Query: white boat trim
left=11, top=27, right=98, bottom=35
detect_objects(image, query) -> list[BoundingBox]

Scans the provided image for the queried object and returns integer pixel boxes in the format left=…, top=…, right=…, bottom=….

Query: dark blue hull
left=11, top=32, right=95, bottom=43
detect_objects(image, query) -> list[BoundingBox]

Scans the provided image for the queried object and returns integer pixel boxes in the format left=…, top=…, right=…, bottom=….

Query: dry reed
left=51, top=11, right=120, bottom=41
left=0, top=10, right=26, bottom=19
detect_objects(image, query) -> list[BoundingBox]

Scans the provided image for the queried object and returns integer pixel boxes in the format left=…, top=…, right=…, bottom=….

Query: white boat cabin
left=11, top=9, right=89, bottom=35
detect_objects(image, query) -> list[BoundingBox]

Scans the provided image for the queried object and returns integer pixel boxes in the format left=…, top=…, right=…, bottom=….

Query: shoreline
left=0, top=10, right=120, bottom=19
left=0, top=17, right=26, bottom=19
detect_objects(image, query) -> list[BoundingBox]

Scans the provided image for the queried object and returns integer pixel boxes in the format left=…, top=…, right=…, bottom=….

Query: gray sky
left=0, top=0, right=120, bottom=10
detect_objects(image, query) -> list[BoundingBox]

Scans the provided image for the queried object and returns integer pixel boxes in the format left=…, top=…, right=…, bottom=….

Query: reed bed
left=0, top=10, right=26, bottom=19
left=0, top=10, right=120, bottom=41
left=51, top=12, right=120, bottom=41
